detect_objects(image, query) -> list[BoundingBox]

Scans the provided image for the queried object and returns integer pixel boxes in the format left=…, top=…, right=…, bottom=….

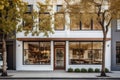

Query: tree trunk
left=100, top=32, right=106, bottom=76
left=1, top=36, right=7, bottom=76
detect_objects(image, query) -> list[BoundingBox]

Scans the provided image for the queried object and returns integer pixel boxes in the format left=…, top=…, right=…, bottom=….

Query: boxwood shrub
left=105, top=68, right=109, bottom=73
left=74, top=68, right=80, bottom=72
left=68, top=68, right=73, bottom=72
left=88, top=68, right=94, bottom=72
left=81, top=68, right=87, bottom=73
left=95, top=68, right=100, bottom=73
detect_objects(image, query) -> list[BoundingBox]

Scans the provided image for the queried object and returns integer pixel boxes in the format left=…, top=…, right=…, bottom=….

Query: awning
left=17, top=38, right=111, bottom=41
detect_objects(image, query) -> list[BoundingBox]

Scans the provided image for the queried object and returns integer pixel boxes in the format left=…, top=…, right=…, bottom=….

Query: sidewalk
left=0, top=70, right=120, bottom=79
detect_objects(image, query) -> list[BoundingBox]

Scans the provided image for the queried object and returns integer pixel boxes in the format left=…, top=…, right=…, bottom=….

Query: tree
left=0, top=0, right=28, bottom=76
left=63, top=0, right=120, bottom=76
left=0, top=0, right=53, bottom=76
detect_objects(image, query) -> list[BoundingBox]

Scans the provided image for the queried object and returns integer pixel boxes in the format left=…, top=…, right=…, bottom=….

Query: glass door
left=54, top=47, right=65, bottom=70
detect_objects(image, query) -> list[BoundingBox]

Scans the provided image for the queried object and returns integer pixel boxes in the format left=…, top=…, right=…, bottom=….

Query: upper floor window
left=39, top=12, right=51, bottom=30
left=70, top=15, right=102, bottom=30
left=93, top=20, right=102, bottom=30
left=23, top=5, right=33, bottom=30
left=23, top=13, right=33, bottom=30
left=56, top=5, right=62, bottom=12
left=26, top=5, right=33, bottom=13
left=70, top=14, right=81, bottom=30
left=82, top=21, right=92, bottom=30
left=117, top=19, right=120, bottom=30
left=54, top=13, right=65, bottom=30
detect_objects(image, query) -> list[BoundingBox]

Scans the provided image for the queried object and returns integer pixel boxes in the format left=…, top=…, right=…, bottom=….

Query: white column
left=66, top=41, right=69, bottom=71
left=51, top=41, right=54, bottom=70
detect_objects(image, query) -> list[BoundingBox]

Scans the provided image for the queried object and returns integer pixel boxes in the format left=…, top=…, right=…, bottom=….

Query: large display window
left=69, top=41, right=102, bottom=64
left=23, top=42, right=51, bottom=65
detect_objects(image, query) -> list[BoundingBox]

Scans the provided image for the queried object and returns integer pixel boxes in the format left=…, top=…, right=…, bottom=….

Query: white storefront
left=16, top=30, right=111, bottom=71
left=16, top=0, right=111, bottom=71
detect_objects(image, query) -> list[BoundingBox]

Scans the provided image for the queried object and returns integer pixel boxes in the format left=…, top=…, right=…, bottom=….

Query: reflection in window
left=70, top=14, right=81, bottom=30
left=70, top=16, right=102, bottom=30
left=23, top=5, right=33, bottom=30
left=27, top=5, right=33, bottom=13
left=39, top=13, right=51, bottom=30
left=23, top=42, right=51, bottom=65
left=93, top=21, right=102, bottom=30
left=82, top=23, right=91, bottom=30
left=54, top=13, right=65, bottom=30
left=116, top=42, right=120, bottom=65
left=23, top=13, right=33, bottom=30
left=69, top=42, right=102, bottom=65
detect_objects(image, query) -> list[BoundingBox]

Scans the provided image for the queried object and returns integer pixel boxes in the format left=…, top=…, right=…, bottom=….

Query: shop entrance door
left=54, top=46, right=65, bottom=70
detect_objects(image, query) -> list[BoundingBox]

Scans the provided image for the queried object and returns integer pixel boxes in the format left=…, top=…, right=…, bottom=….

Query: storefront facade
left=16, top=32, right=111, bottom=71
left=16, top=0, right=111, bottom=71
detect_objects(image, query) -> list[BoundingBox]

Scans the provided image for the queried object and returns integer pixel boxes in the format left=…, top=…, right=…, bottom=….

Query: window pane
left=56, top=5, right=62, bottom=12
left=69, top=42, right=80, bottom=64
left=39, top=42, right=50, bottom=64
left=69, top=41, right=102, bottom=65
left=92, top=49, right=102, bottom=64
left=23, top=42, right=50, bottom=65
left=70, top=14, right=80, bottom=30
left=80, top=42, right=92, bottom=49
left=24, top=42, right=39, bottom=65
left=54, top=13, right=65, bottom=30
left=116, top=42, right=120, bottom=65
left=82, top=23, right=91, bottom=30
left=27, top=5, right=33, bottom=13
left=92, top=42, right=102, bottom=64
left=39, top=13, right=51, bottom=30
left=93, top=21, right=102, bottom=30
left=23, top=14, right=33, bottom=30
left=93, top=42, right=102, bottom=49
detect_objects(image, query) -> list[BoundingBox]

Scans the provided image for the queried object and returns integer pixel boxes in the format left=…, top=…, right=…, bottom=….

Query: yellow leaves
left=0, top=1, right=4, bottom=10
left=0, top=0, right=28, bottom=35
left=37, top=2, right=52, bottom=13
left=39, top=13, right=51, bottom=31
left=54, top=13, right=65, bottom=30
left=23, top=14, right=33, bottom=30
left=109, top=0, right=120, bottom=19
left=0, top=0, right=9, bottom=10
left=0, top=5, right=4, bottom=10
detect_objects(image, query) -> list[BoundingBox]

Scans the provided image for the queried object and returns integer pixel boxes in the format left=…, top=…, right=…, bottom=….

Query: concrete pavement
left=0, top=70, right=120, bottom=79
